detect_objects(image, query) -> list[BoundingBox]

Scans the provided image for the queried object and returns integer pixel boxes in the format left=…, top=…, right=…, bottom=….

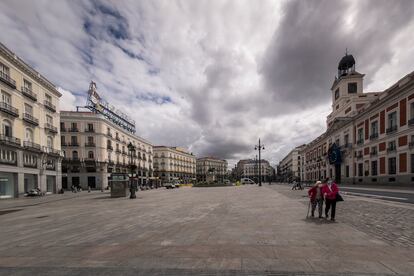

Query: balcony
left=115, top=136, right=120, bottom=141
left=85, top=142, right=96, bottom=147
left=409, top=118, right=414, bottom=126
left=356, top=139, right=364, bottom=145
left=0, top=135, right=21, bottom=147
left=0, top=102, right=19, bottom=117
left=386, top=125, right=397, bottom=134
left=68, top=127, right=79, bottom=132
left=370, top=151, right=377, bottom=156
left=68, top=142, right=79, bottom=147
left=45, top=123, right=58, bottom=133
left=409, top=142, right=414, bottom=149
left=23, top=141, right=41, bottom=151
left=107, top=145, right=113, bottom=151
left=42, top=146, right=60, bottom=156
left=84, top=128, right=95, bottom=133
left=61, top=141, right=67, bottom=146
left=0, top=71, right=16, bottom=89
left=21, top=86, right=37, bottom=101
left=387, top=147, right=396, bottom=153
left=22, top=113, right=39, bottom=126
left=44, top=100, right=56, bottom=112
left=369, top=133, right=378, bottom=140
left=84, top=158, right=96, bottom=163
left=107, top=132, right=113, bottom=138
left=60, top=127, right=67, bottom=132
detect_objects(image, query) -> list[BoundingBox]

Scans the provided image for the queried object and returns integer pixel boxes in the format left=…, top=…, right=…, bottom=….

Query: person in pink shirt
left=322, top=178, right=339, bottom=221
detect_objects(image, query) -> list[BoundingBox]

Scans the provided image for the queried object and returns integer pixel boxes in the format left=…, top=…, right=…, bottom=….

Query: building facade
left=278, top=145, right=306, bottom=182
left=61, top=111, right=153, bottom=189
left=196, top=157, right=227, bottom=182
left=303, top=53, right=414, bottom=186
left=153, top=146, right=196, bottom=183
left=236, top=159, right=273, bottom=182
left=0, top=43, right=62, bottom=198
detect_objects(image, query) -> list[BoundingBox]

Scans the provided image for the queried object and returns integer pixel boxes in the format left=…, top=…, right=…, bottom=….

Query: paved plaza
left=0, top=185, right=413, bottom=275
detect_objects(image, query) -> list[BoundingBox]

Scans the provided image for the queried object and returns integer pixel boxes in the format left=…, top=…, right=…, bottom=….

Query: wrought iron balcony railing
left=0, top=135, right=21, bottom=147
left=68, top=127, right=78, bottom=132
left=85, top=142, right=96, bottom=147
left=44, top=100, right=56, bottom=112
left=386, top=125, right=397, bottom=134
left=0, top=71, right=16, bottom=88
left=0, top=102, right=19, bottom=117
left=45, top=123, right=58, bottom=133
left=356, top=139, right=364, bottom=145
left=369, top=133, right=378, bottom=140
left=23, top=141, right=41, bottom=151
left=23, top=113, right=39, bottom=126
left=84, top=128, right=95, bottom=133
left=21, top=86, right=37, bottom=101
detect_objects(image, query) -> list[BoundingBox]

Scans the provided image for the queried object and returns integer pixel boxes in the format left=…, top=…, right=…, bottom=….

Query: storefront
left=46, top=175, right=56, bottom=194
left=0, top=172, right=17, bottom=198
left=24, top=173, right=37, bottom=193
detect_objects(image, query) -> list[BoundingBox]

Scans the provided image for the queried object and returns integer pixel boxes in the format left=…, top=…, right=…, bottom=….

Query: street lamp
left=254, top=138, right=265, bottom=186
left=128, top=142, right=137, bottom=199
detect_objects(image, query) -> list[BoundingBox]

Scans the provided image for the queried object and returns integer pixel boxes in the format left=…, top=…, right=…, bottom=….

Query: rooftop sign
left=86, top=81, right=136, bottom=133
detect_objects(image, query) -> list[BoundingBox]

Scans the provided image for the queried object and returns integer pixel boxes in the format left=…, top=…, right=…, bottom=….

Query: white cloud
left=1, top=0, right=413, bottom=167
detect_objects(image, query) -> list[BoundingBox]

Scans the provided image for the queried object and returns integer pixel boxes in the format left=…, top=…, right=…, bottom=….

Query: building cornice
left=0, top=42, right=62, bottom=97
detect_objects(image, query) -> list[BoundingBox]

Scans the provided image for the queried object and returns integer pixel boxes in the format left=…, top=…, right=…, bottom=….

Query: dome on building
left=337, top=54, right=355, bottom=71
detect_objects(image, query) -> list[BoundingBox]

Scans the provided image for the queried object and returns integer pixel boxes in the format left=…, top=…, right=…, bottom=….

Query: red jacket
left=308, top=185, right=324, bottom=200
left=322, top=183, right=339, bottom=200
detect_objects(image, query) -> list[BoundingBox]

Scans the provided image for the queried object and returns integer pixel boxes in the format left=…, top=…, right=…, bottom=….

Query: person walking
left=308, top=181, right=324, bottom=218
left=322, top=178, right=339, bottom=221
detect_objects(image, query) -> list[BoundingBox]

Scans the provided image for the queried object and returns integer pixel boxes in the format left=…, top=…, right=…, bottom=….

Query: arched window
left=25, top=128, right=33, bottom=142
left=72, top=151, right=78, bottom=159
left=88, top=151, right=94, bottom=159
left=47, top=136, right=53, bottom=149
left=2, top=120, right=12, bottom=137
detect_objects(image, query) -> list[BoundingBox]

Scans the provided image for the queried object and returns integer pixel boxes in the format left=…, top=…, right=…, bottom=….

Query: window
left=358, top=163, right=363, bottom=177
left=357, top=128, right=363, bottom=142
left=88, top=151, right=94, bottom=159
left=87, top=136, right=94, bottom=144
left=46, top=115, right=53, bottom=124
left=335, top=88, right=339, bottom=100
left=107, top=140, right=111, bottom=146
left=388, top=141, right=396, bottom=151
left=87, top=123, right=94, bottom=131
left=388, top=157, right=396, bottom=175
left=25, top=104, right=33, bottom=115
left=0, top=62, right=10, bottom=76
left=388, top=111, right=397, bottom=128
left=344, top=134, right=349, bottom=145
left=45, top=94, right=52, bottom=103
left=371, top=160, right=378, bottom=176
left=72, top=151, right=78, bottom=159
left=71, top=136, right=77, bottom=144
left=25, top=128, right=33, bottom=142
left=60, top=122, right=65, bottom=130
left=2, top=120, right=12, bottom=137
left=61, top=136, right=65, bottom=145
left=345, top=165, right=349, bottom=177
left=411, top=154, right=414, bottom=173
left=348, top=82, right=357, bottom=93
left=335, top=139, right=340, bottom=146
left=47, top=136, right=53, bottom=149
left=371, top=121, right=378, bottom=136
left=71, top=122, right=77, bottom=130
left=23, top=79, right=32, bottom=90
left=411, top=102, right=414, bottom=119
left=1, top=91, right=11, bottom=105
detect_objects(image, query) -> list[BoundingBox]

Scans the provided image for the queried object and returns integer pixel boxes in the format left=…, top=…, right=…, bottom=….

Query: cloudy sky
left=1, top=0, right=414, bottom=167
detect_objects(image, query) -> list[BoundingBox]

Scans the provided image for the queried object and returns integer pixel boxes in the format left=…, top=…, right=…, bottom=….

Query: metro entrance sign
left=86, top=81, right=136, bottom=133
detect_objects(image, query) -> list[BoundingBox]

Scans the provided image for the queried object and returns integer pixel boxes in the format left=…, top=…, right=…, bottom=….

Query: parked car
left=164, top=182, right=176, bottom=189
left=241, top=178, right=255, bottom=185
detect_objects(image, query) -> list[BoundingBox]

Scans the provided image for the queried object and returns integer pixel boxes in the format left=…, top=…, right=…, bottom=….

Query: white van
left=241, top=178, right=255, bottom=185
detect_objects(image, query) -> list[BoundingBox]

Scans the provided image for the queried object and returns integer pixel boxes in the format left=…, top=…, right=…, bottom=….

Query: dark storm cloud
left=261, top=0, right=414, bottom=109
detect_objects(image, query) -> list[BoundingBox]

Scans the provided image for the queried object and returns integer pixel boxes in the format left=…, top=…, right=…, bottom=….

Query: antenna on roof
left=345, top=48, right=348, bottom=55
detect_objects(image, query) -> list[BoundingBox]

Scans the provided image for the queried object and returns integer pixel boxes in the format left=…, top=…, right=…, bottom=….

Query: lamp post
left=254, top=138, right=265, bottom=186
left=128, top=142, right=137, bottom=199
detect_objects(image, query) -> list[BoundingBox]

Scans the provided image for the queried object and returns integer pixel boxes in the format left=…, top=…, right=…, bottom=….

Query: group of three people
left=308, top=178, right=339, bottom=221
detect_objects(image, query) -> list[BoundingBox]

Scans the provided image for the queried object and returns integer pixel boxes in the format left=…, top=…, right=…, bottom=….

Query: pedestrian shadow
left=303, top=217, right=335, bottom=224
